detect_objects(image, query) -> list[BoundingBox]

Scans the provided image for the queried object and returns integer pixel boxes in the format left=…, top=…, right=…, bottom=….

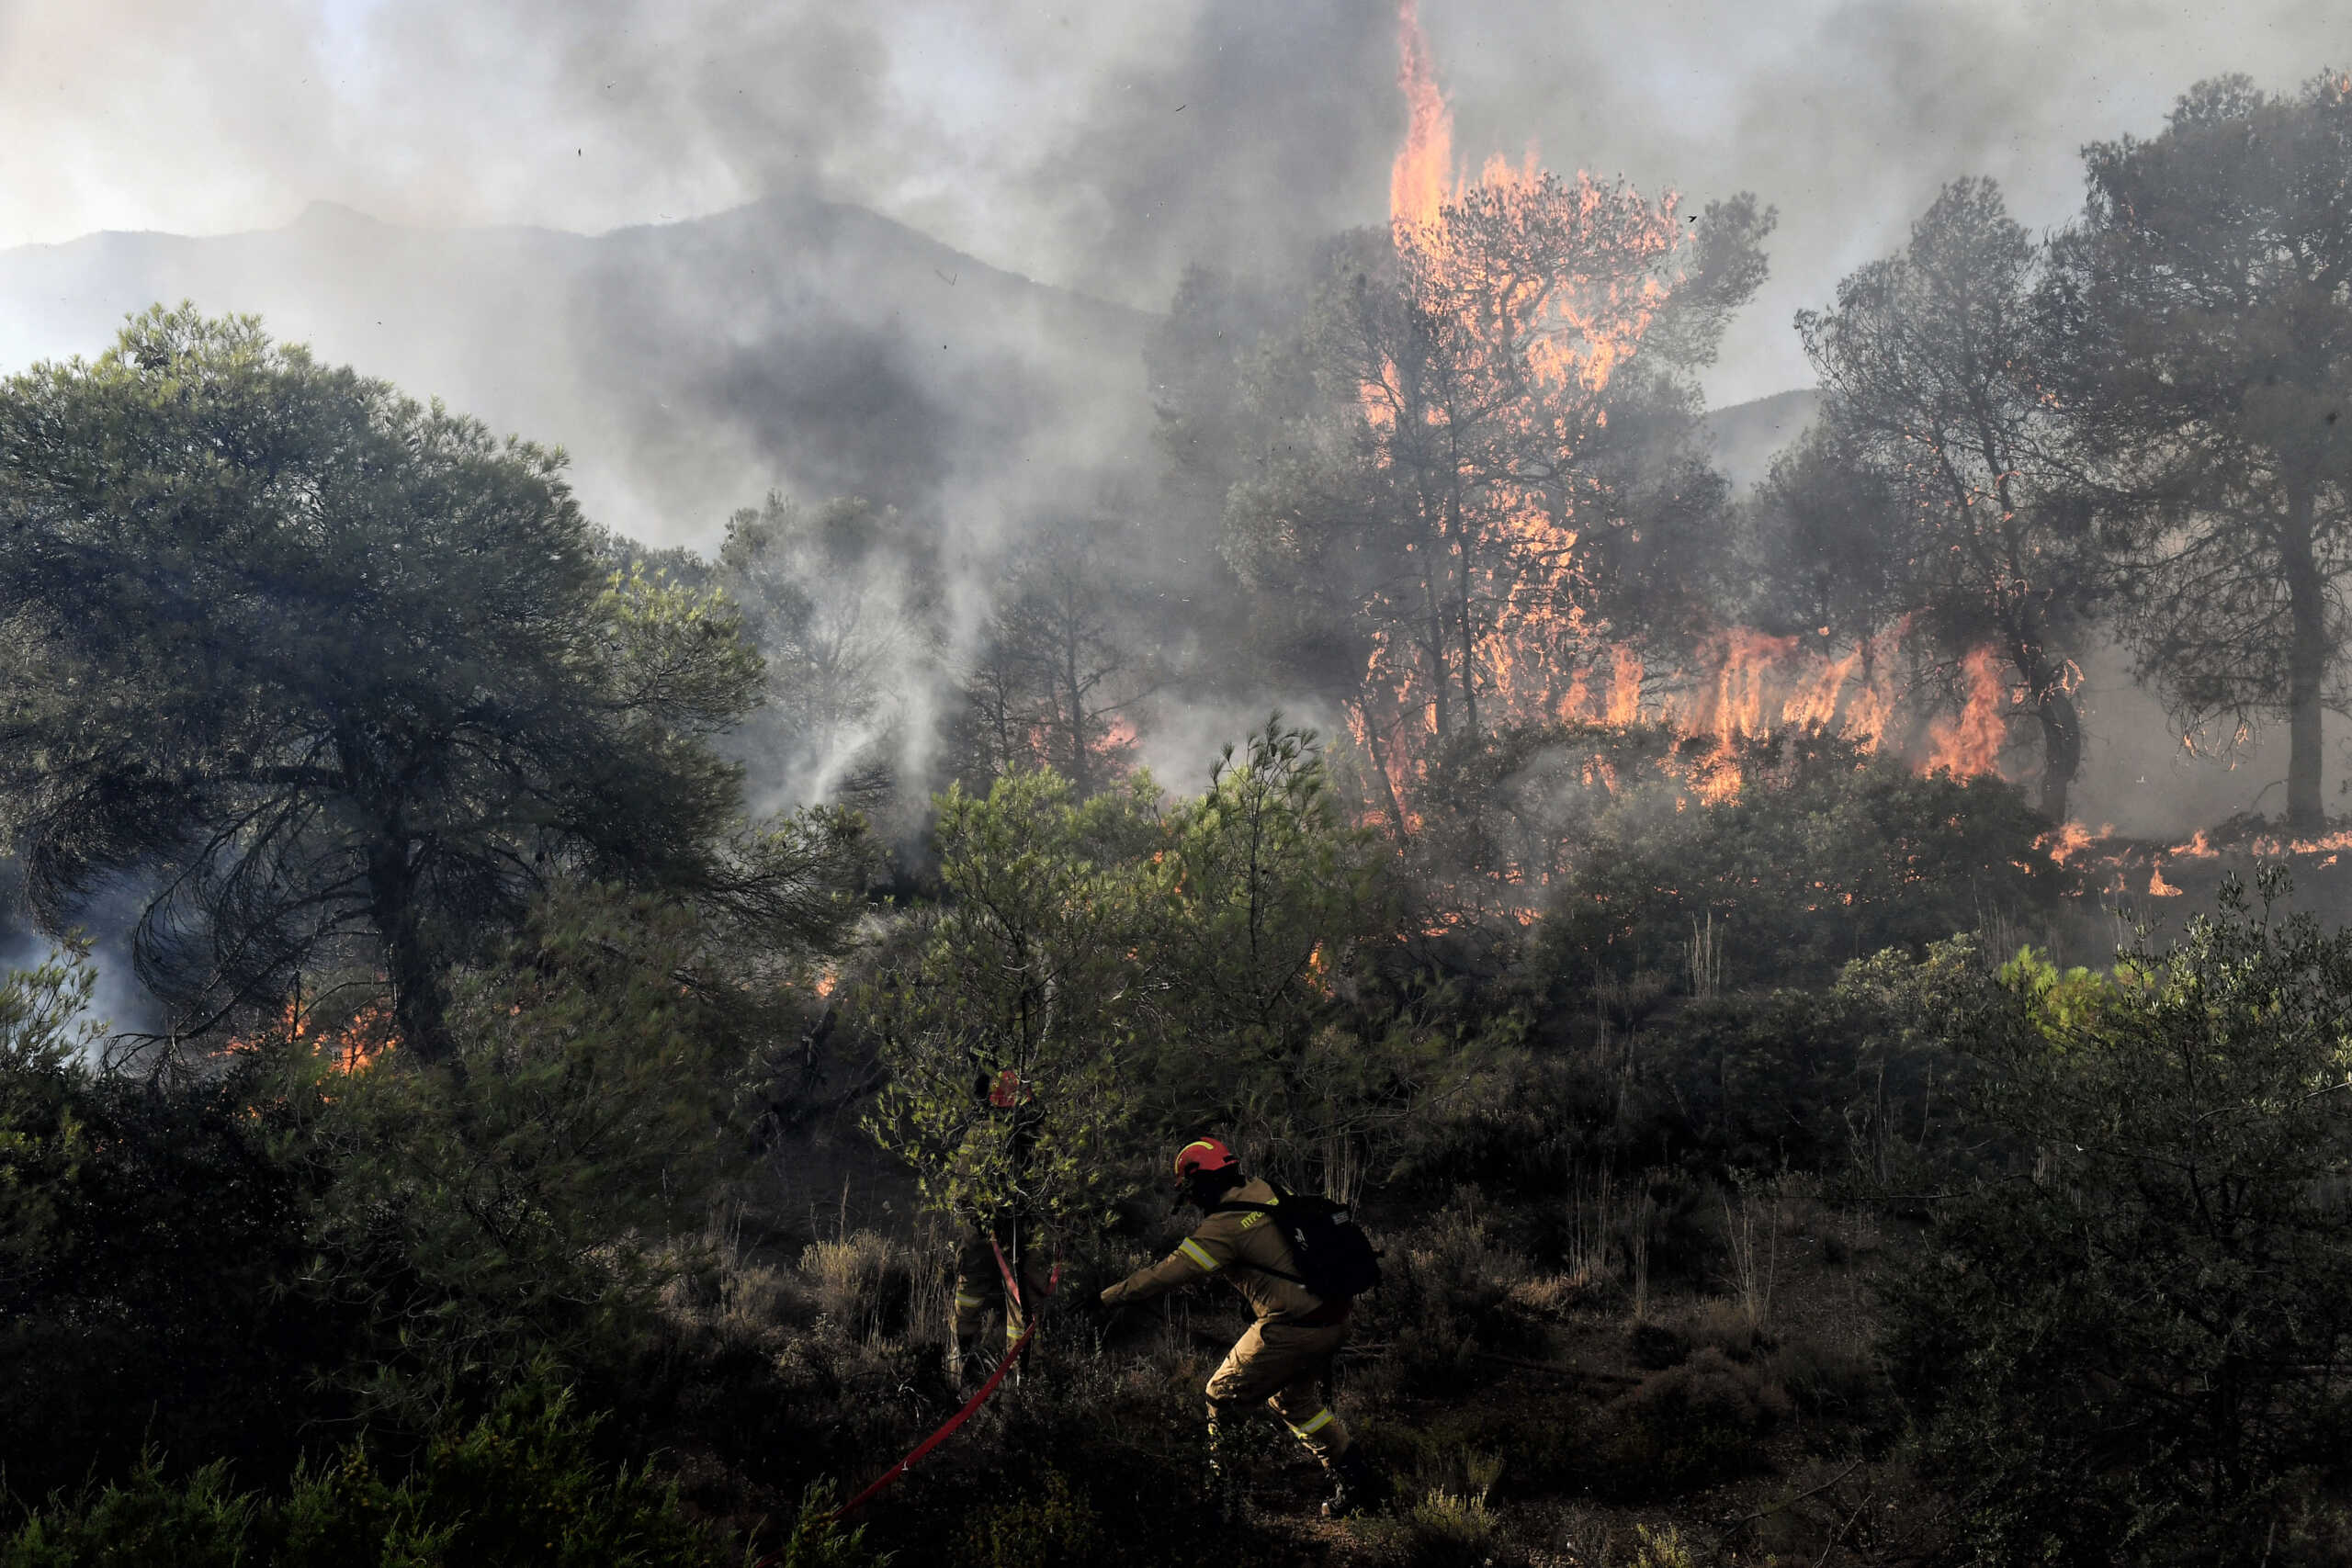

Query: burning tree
left=1221, top=3, right=1770, bottom=824
left=959, top=513, right=1155, bottom=795
left=1747, top=421, right=1911, bottom=685
left=1794, top=178, right=2104, bottom=820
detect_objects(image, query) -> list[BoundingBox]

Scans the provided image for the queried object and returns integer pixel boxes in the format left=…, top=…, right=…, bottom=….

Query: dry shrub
left=1504, top=1270, right=1600, bottom=1321
left=1356, top=1201, right=1544, bottom=1393
left=719, top=1261, right=810, bottom=1332
left=1387, top=1484, right=1509, bottom=1568
left=1682, top=1299, right=1769, bottom=1362
left=1628, top=1522, right=1701, bottom=1568
left=1358, top=1440, right=1512, bottom=1568
left=1764, top=1333, right=1884, bottom=1424
left=1626, top=1299, right=1770, bottom=1373
left=1584, top=1348, right=1791, bottom=1500
left=798, top=1231, right=915, bottom=1343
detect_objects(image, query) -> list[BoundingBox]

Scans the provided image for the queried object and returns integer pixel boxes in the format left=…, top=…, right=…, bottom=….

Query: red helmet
left=1172, top=1137, right=1238, bottom=1182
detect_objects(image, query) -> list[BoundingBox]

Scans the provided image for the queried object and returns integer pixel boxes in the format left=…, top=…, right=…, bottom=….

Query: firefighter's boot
left=1323, top=1450, right=1383, bottom=1519
left=950, top=1337, right=988, bottom=1394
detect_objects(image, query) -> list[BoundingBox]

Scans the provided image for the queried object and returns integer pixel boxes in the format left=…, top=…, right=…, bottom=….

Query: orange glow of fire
left=1350, top=6, right=2018, bottom=829
left=1921, top=649, right=2008, bottom=778
left=1351, top=0, right=1690, bottom=788
left=2036, top=820, right=2112, bottom=864
left=1389, top=0, right=1453, bottom=231
left=227, top=997, right=398, bottom=1074
left=2249, top=829, right=2352, bottom=858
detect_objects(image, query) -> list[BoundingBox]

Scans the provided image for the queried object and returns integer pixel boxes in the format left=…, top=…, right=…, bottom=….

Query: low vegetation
left=6, top=62, right=2352, bottom=1568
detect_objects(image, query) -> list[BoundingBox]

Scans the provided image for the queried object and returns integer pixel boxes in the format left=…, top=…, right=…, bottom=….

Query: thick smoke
left=12, top=1, right=2352, bottom=404
left=7, top=0, right=2352, bottom=1002
left=1012, top=0, right=1403, bottom=309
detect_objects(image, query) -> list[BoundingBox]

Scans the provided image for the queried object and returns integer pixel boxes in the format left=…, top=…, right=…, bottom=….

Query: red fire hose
left=810, top=1235, right=1059, bottom=1529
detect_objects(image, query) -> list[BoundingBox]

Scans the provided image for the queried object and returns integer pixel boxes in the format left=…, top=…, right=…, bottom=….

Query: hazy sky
left=6, top=0, right=2352, bottom=403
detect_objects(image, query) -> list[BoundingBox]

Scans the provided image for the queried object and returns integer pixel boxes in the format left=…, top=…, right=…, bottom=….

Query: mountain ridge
left=0, top=198, right=1816, bottom=546
left=0, top=194, right=1156, bottom=547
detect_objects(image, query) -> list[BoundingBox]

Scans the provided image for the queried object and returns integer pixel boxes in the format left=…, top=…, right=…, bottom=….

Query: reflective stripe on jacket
left=1101, top=1178, right=1332, bottom=1324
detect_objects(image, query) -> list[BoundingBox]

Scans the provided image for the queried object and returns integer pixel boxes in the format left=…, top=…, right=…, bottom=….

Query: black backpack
left=1216, top=1186, right=1383, bottom=1302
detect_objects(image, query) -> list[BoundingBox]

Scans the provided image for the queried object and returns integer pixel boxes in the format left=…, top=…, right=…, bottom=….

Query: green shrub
left=952, top=1470, right=1103, bottom=1568
left=0, top=1382, right=761, bottom=1567
left=0, top=950, right=344, bottom=1502
left=1527, top=728, right=2063, bottom=996
left=765, top=1484, right=890, bottom=1568
left=1883, top=875, right=2352, bottom=1563
left=0, top=1461, right=261, bottom=1568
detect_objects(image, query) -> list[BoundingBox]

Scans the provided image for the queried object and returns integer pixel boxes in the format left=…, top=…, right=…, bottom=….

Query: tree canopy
left=0, top=306, right=862, bottom=1057
left=1795, top=178, right=2101, bottom=819
left=2044, top=74, right=2352, bottom=829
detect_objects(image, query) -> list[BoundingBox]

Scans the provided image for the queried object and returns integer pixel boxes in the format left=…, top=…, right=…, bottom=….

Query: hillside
left=1701, top=385, right=1822, bottom=491
left=0, top=196, right=1156, bottom=546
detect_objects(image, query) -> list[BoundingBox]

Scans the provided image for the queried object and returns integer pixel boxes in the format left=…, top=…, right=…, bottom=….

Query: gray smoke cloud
left=16, top=0, right=2349, bottom=403
left=7, top=0, right=2352, bottom=850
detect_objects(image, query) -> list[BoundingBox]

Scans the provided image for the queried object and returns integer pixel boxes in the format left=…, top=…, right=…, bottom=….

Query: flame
left=225, top=997, right=398, bottom=1074
left=2022, top=818, right=2352, bottom=900
left=1353, top=0, right=1690, bottom=778
left=1306, top=942, right=1332, bottom=997
left=1603, top=647, right=1644, bottom=725
left=1922, top=648, right=2007, bottom=777
left=1389, top=0, right=1453, bottom=231
left=2249, top=829, right=2352, bottom=858
left=1351, top=7, right=2015, bottom=838
left=2037, top=821, right=2098, bottom=864
left=1016, top=714, right=1140, bottom=784
left=1785, top=645, right=1862, bottom=731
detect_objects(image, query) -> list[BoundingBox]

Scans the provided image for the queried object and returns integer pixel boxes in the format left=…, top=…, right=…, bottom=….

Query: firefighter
left=949, top=1218, right=1049, bottom=1387
left=1099, top=1137, right=1382, bottom=1519
left=946, top=1066, right=1049, bottom=1388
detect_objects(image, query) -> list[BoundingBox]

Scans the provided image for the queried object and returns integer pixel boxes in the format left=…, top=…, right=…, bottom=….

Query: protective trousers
left=1204, top=1317, right=1352, bottom=1471
left=950, top=1224, right=1048, bottom=1361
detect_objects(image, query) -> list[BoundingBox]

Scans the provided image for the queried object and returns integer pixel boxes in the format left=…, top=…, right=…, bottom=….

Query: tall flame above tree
left=1223, top=2, right=1771, bottom=823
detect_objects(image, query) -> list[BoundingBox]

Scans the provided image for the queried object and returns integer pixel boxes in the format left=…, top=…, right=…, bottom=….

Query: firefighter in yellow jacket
left=1100, top=1137, right=1382, bottom=1518
left=947, top=1066, right=1050, bottom=1388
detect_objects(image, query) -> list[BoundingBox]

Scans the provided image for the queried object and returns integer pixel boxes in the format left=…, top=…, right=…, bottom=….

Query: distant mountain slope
left=1702, top=386, right=1821, bottom=492
left=0, top=196, right=1819, bottom=553
left=0, top=196, right=1155, bottom=546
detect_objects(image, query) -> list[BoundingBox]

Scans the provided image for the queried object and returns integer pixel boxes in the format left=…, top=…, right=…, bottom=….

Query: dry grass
left=798, top=1229, right=917, bottom=1344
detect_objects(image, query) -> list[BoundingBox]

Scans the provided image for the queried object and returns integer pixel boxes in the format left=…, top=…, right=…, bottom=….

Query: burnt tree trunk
left=368, top=836, right=451, bottom=1063
left=2036, top=686, right=2083, bottom=823
left=2282, top=483, right=2327, bottom=833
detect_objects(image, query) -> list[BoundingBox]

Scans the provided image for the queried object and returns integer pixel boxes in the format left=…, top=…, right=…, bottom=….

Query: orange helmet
left=1172, top=1137, right=1238, bottom=1182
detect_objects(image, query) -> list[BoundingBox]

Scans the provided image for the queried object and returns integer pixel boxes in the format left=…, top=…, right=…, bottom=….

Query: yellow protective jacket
left=1101, top=1178, right=1344, bottom=1325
